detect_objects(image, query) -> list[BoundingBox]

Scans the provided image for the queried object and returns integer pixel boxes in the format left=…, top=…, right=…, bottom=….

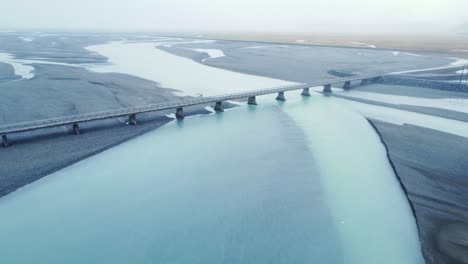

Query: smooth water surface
left=0, top=40, right=425, bottom=263
left=279, top=94, right=424, bottom=263
left=86, top=41, right=296, bottom=96
left=0, top=94, right=424, bottom=263
left=0, top=101, right=342, bottom=263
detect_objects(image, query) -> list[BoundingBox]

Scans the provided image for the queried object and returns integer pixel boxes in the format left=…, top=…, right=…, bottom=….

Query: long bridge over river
left=0, top=66, right=464, bottom=148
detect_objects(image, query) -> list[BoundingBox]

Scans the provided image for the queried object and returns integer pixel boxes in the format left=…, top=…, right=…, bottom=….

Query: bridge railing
left=0, top=73, right=387, bottom=135
left=3, top=66, right=464, bottom=138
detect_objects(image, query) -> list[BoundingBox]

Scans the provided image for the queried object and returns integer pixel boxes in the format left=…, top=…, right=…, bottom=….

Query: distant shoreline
left=166, top=31, right=468, bottom=54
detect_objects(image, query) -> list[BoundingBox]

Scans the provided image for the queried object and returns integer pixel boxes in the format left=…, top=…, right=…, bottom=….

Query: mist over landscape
left=1, top=0, right=467, bottom=34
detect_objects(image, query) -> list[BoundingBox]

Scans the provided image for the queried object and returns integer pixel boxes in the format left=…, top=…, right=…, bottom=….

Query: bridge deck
left=0, top=66, right=462, bottom=136
left=0, top=74, right=382, bottom=135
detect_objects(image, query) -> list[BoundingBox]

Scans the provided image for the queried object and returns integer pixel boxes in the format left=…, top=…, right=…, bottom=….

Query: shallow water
left=87, top=42, right=293, bottom=96
left=0, top=52, right=89, bottom=79
left=332, top=94, right=468, bottom=138
left=334, top=89, right=468, bottom=114
left=0, top=100, right=343, bottom=263
left=308, top=86, right=468, bottom=138
left=0, top=52, right=35, bottom=79
left=0, top=94, right=423, bottom=263
left=390, top=57, right=468, bottom=74
left=85, top=41, right=296, bottom=96
left=280, top=94, right=424, bottom=263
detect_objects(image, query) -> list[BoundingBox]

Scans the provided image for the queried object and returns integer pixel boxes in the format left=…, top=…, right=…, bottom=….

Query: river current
left=0, top=40, right=424, bottom=263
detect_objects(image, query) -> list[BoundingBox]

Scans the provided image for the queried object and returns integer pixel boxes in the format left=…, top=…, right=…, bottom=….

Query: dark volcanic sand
left=159, top=40, right=454, bottom=83
left=370, top=120, right=468, bottom=264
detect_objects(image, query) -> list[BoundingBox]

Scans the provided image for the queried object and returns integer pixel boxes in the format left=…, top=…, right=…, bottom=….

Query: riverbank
left=370, top=120, right=468, bottom=263
left=0, top=60, right=213, bottom=197
left=0, top=115, right=170, bottom=197
left=317, top=80, right=468, bottom=263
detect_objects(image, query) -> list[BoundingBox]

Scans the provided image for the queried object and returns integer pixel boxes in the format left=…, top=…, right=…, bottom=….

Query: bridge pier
left=301, top=88, right=311, bottom=96
left=343, top=81, right=351, bottom=90
left=2, top=135, right=8, bottom=147
left=214, top=101, right=224, bottom=112
left=176, top=107, right=184, bottom=120
left=247, top=96, right=257, bottom=105
left=276, top=91, right=286, bottom=101
left=128, top=114, right=137, bottom=125
left=72, top=123, right=80, bottom=135
left=323, top=84, right=332, bottom=93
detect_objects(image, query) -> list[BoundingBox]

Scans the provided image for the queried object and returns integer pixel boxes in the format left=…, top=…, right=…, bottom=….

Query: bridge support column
left=214, top=101, right=224, bottom=112
left=247, top=96, right=257, bottom=105
left=72, top=123, right=80, bottom=135
left=361, top=79, right=369, bottom=85
left=343, top=81, right=351, bottom=90
left=176, top=107, right=184, bottom=120
left=129, top=114, right=137, bottom=125
left=276, top=92, right=286, bottom=101
left=2, top=135, right=8, bottom=148
left=323, top=84, right=332, bottom=93
left=301, top=88, right=311, bottom=96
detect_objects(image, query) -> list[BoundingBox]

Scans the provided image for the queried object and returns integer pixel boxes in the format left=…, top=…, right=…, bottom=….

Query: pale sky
left=1, top=0, right=467, bottom=34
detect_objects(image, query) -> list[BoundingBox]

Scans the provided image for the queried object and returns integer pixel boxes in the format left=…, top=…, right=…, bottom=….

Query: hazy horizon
left=0, top=0, right=467, bottom=34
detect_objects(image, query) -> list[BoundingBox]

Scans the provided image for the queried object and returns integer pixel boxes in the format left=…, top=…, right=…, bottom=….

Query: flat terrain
left=174, top=31, right=468, bottom=54
left=161, top=39, right=454, bottom=82
left=1, top=32, right=468, bottom=263
left=371, top=120, right=468, bottom=264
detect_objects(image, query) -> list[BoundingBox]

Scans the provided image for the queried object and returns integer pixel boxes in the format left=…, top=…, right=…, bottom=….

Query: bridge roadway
left=0, top=72, right=407, bottom=147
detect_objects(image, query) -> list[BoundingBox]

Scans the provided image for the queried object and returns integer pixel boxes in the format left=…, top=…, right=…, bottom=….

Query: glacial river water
left=0, top=40, right=424, bottom=263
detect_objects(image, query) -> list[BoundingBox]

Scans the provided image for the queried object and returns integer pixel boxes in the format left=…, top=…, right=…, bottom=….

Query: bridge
left=0, top=66, right=463, bottom=148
